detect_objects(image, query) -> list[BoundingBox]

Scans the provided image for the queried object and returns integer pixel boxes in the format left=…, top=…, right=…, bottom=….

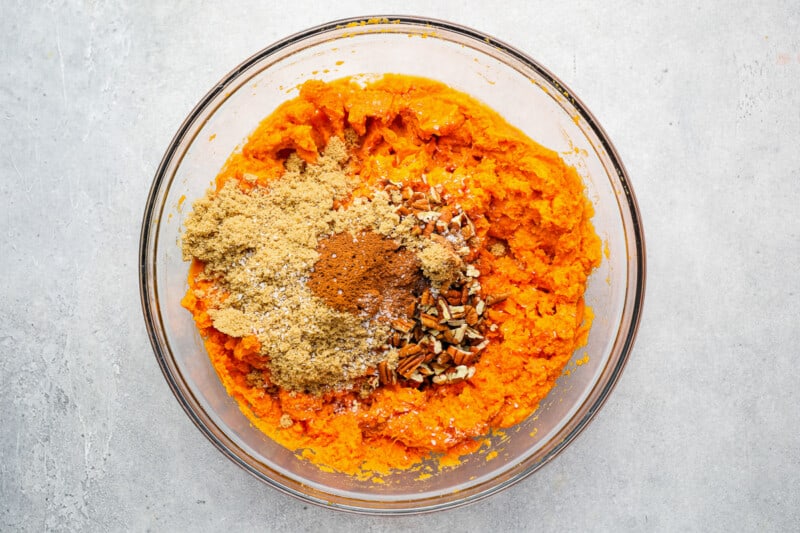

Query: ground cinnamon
left=308, top=230, right=425, bottom=319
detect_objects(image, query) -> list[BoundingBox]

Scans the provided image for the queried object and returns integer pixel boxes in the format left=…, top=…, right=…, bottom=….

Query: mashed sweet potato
left=181, top=75, right=601, bottom=477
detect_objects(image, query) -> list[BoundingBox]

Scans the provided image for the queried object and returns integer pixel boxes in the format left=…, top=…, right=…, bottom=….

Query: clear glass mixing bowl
left=139, top=16, right=645, bottom=513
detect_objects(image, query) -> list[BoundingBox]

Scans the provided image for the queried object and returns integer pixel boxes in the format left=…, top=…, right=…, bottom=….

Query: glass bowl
left=139, top=16, right=645, bottom=514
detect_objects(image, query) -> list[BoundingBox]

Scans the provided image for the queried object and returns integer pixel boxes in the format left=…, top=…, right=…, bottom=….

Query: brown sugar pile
left=181, top=137, right=393, bottom=393
left=307, top=230, right=425, bottom=318
left=417, top=235, right=464, bottom=289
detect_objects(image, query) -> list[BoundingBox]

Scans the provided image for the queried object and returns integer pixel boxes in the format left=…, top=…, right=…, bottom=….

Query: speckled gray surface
left=2, top=1, right=799, bottom=531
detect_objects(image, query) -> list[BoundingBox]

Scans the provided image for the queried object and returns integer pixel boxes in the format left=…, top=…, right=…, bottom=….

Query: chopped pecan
left=417, top=363, right=434, bottom=376
left=432, top=365, right=474, bottom=385
left=453, top=324, right=469, bottom=343
left=411, top=198, right=431, bottom=210
left=465, top=305, right=479, bottom=326
left=437, top=205, right=453, bottom=224
left=420, top=288, right=433, bottom=307
left=430, top=362, right=448, bottom=375
left=463, top=327, right=483, bottom=340
left=470, top=339, right=490, bottom=353
left=399, top=343, right=423, bottom=358
left=378, top=361, right=396, bottom=386
left=391, top=317, right=416, bottom=333
left=390, top=332, right=402, bottom=347
left=444, top=289, right=463, bottom=305
left=485, top=292, right=510, bottom=306
left=446, top=345, right=475, bottom=365
left=396, top=353, right=425, bottom=378
left=420, top=313, right=447, bottom=331
left=372, top=179, right=502, bottom=388
left=437, top=298, right=452, bottom=322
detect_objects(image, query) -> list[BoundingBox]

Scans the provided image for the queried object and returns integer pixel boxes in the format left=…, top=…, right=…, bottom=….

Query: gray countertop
left=2, top=1, right=799, bottom=531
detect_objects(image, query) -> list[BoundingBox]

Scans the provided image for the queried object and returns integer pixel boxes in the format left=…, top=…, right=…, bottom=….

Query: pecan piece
left=432, top=338, right=443, bottom=354
left=448, top=304, right=466, bottom=320
left=432, top=365, right=473, bottom=385
left=399, top=343, right=423, bottom=358
left=462, top=214, right=476, bottom=240
left=465, top=305, right=479, bottom=326
left=470, top=339, right=490, bottom=353
left=447, top=345, right=476, bottom=366
left=391, top=317, right=416, bottom=333
left=437, top=297, right=452, bottom=322
left=417, top=363, right=434, bottom=377
left=463, top=327, right=483, bottom=340
left=449, top=324, right=468, bottom=344
left=485, top=293, right=510, bottom=306
left=420, top=288, right=433, bottom=307
left=378, top=361, right=396, bottom=386
left=396, top=353, right=425, bottom=378
left=437, top=205, right=454, bottom=225
left=411, top=198, right=431, bottom=210
left=420, top=313, right=447, bottom=331
left=444, top=289, right=463, bottom=305
left=461, top=284, right=470, bottom=305
left=430, top=362, right=448, bottom=375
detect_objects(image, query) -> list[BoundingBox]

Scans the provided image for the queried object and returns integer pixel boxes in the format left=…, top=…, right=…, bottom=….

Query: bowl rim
left=139, top=14, right=646, bottom=514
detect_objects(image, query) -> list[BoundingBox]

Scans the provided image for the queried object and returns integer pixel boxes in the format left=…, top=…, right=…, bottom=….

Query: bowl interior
left=141, top=17, right=643, bottom=512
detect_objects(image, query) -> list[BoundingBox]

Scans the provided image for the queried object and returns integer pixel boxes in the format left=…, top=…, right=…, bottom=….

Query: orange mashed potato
left=181, top=75, right=601, bottom=476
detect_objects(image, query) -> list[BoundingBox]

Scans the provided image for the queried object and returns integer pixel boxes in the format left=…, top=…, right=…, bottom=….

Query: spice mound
left=180, top=75, right=601, bottom=476
left=308, top=230, right=424, bottom=319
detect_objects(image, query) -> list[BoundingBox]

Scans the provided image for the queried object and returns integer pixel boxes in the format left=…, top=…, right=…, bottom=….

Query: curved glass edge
left=138, top=14, right=646, bottom=515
